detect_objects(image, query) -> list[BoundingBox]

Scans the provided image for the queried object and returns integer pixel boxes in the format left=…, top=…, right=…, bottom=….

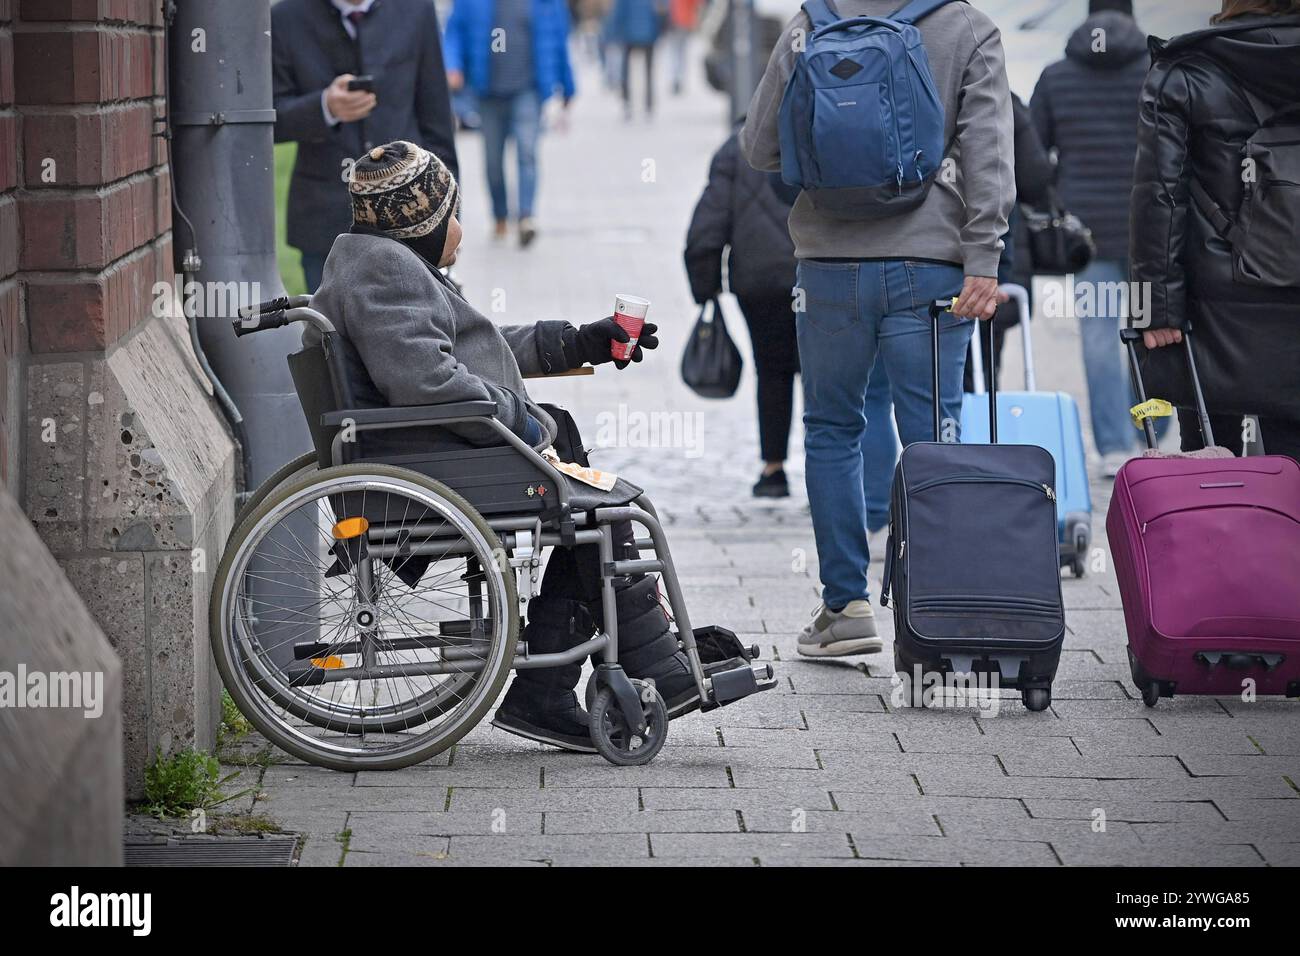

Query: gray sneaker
left=797, top=600, right=882, bottom=657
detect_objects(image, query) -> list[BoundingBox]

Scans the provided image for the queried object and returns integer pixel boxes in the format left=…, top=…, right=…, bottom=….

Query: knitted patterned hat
left=349, top=141, right=458, bottom=258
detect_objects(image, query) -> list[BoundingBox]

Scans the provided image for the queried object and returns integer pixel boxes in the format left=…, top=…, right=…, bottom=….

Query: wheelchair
left=210, top=296, right=776, bottom=771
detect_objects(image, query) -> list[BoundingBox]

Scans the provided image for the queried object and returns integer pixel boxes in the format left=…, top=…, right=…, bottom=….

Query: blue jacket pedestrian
left=606, top=0, right=665, bottom=46
left=444, top=0, right=576, bottom=102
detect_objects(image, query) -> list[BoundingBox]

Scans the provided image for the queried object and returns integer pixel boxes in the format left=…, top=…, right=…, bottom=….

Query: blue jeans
left=862, top=358, right=898, bottom=534
left=1077, top=259, right=1139, bottom=456
left=796, top=259, right=968, bottom=609
left=479, top=89, right=542, bottom=222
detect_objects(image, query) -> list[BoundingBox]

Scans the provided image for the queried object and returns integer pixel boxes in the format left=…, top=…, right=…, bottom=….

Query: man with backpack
left=739, top=0, right=1014, bottom=656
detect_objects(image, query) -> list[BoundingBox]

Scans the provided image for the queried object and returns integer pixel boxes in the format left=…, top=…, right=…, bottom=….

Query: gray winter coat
left=307, top=232, right=574, bottom=450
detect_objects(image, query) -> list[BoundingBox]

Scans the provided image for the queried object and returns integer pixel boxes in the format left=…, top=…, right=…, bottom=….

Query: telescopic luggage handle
left=1120, top=324, right=1215, bottom=451
left=929, top=297, right=997, bottom=444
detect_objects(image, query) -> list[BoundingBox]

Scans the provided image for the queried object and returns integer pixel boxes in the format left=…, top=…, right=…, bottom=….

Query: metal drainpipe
left=159, top=1, right=252, bottom=494
left=166, top=0, right=311, bottom=500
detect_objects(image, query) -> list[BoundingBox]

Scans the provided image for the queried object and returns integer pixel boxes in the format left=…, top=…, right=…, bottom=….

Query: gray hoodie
left=738, top=0, right=1015, bottom=277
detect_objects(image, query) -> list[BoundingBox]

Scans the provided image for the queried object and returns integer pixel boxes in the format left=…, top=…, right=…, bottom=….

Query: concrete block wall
left=0, top=483, right=123, bottom=866
left=5, top=0, right=237, bottom=798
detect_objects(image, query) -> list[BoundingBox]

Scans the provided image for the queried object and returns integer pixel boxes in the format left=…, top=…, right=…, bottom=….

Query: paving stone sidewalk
left=209, top=44, right=1299, bottom=867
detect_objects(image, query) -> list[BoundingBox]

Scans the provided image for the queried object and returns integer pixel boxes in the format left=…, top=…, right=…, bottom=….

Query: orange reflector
left=332, top=517, right=369, bottom=540
left=310, top=656, right=345, bottom=669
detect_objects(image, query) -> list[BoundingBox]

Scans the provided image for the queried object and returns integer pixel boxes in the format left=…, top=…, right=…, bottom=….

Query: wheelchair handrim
left=218, top=473, right=514, bottom=764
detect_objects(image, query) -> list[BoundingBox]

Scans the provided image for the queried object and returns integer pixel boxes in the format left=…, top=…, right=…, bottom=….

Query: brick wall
left=0, top=0, right=19, bottom=485
left=11, top=0, right=171, bottom=354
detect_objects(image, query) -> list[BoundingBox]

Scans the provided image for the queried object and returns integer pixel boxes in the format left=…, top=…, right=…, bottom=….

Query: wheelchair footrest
left=704, top=661, right=777, bottom=710
left=693, top=625, right=760, bottom=666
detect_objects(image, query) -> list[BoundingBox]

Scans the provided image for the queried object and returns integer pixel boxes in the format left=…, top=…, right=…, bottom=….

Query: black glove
left=563, top=317, right=660, bottom=369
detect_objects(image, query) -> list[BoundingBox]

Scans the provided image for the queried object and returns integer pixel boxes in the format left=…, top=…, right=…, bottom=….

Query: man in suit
left=272, top=0, right=460, bottom=290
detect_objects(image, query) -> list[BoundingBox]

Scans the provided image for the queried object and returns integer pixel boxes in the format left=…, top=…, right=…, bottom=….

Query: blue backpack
left=777, top=0, right=956, bottom=220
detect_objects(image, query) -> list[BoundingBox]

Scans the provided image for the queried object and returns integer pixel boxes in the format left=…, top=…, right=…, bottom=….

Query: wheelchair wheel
left=589, top=678, right=668, bottom=766
left=210, top=463, right=518, bottom=771
left=233, top=453, right=485, bottom=729
left=234, top=452, right=319, bottom=528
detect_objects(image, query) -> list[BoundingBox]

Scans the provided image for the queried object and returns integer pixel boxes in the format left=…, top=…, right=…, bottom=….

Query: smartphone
left=347, top=75, right=375, bottom=93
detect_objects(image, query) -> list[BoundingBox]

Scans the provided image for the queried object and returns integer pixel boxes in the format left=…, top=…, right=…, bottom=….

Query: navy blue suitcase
left=881, top=299, right=1066, bottom=711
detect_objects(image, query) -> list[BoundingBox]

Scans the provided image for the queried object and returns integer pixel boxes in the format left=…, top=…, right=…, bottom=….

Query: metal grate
left=125, top=835, right=298, bottom=867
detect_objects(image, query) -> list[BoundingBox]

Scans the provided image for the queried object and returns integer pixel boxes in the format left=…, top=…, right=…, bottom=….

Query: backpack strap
left=888, top=0, right=958, bottom=25
left=801, top=0, right=841, bottom=30
left=1188, top=177, right=1236, bottom=243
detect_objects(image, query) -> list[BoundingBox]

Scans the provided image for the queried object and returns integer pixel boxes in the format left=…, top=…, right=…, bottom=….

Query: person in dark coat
left=272, top=0, right=460, bottom=291
left=1130, top=0, right=1300, bottom=462
left=964, top=92, right=1054, bottom=392
left=684, top=124, right=799, bottom=497
left=1031, top=0, right=1150, bottom=475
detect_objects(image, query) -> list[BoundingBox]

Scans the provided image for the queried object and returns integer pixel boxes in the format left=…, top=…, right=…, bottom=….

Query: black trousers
left=736, top=293, right=800, bottom=463
left=621, top=42, right=655, bottom=113
left=1178, top=409, right=1300, bottom=465
left=536, top=405, right=637, bottom=606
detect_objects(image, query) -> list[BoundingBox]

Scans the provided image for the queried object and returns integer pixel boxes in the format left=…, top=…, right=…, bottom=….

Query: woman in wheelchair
left=309, top=141, right=717, bottom=752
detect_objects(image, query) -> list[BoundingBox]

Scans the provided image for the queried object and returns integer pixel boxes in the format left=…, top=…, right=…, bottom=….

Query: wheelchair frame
left=220, top=295, right=775, bottom=767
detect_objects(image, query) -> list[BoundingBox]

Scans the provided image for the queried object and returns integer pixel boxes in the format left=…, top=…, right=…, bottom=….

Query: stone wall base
left=24, top=307, right=235, bottom=796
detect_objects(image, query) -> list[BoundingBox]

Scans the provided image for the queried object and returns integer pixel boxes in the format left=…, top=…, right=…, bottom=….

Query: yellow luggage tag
left=1130, top=398, right=1173, bottom=429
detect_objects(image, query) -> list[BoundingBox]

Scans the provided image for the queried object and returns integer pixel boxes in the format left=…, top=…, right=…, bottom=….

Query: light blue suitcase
left=960, top=285, right=1093, bottom=577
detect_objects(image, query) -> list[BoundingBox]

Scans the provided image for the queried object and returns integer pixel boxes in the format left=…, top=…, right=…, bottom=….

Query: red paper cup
left=611, top=294, right=650, bottom=362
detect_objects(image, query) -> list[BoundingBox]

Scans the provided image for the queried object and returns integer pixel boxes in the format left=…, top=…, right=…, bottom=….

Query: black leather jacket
left=1130, top=15, right=1300, bottom=417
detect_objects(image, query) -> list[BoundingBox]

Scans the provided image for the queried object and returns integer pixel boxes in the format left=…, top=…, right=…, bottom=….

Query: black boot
left=604, top=576, right=703, bottom=719
left=493, top=596, right=597, bottom=752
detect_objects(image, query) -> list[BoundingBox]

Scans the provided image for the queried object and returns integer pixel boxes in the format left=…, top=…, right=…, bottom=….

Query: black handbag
left=1023, top=186, right=1096, bottom=274
left=681, top=299, right=743, bottom=399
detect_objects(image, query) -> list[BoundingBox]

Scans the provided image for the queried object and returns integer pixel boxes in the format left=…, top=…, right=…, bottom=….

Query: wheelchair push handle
left=232, top=295, right=333, bottom=337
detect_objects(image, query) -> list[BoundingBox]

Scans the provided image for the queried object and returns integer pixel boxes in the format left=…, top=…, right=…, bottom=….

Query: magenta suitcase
left=1108, top=328, right=1300, bottom=707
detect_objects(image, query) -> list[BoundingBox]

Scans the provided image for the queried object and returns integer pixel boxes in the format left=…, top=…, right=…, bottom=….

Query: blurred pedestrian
left=272, top=0, right=460, bottom=292
left=665, top=0, right=701, bottom=95
left=608, top=0, right=666, bottom=118
left=685, top=126, right=799, bottom=498
left=1030, top=0, right=1150, bottom=476
left=1130, top=0, right=1300, bottom=461
left=444, top=0, right=576, bottom=247
left=741, top=0, right=1015, bottom=656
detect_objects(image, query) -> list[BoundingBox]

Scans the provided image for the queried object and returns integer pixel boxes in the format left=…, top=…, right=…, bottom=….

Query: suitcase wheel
left=1141, top=682, right=1162, bottom=708
left=1022, top=686, right=1051, bottom=712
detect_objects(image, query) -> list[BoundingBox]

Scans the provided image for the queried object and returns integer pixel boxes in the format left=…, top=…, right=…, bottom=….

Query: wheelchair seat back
left=287, top=344, right=558, bottom=517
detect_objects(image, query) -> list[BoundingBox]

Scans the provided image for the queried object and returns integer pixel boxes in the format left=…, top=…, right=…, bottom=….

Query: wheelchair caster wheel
left=1022, top=687, right=1051, bottom=712
left=590, top=678, right=667, bottom=766
left=1141, top=682, right=1161, bottom=708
